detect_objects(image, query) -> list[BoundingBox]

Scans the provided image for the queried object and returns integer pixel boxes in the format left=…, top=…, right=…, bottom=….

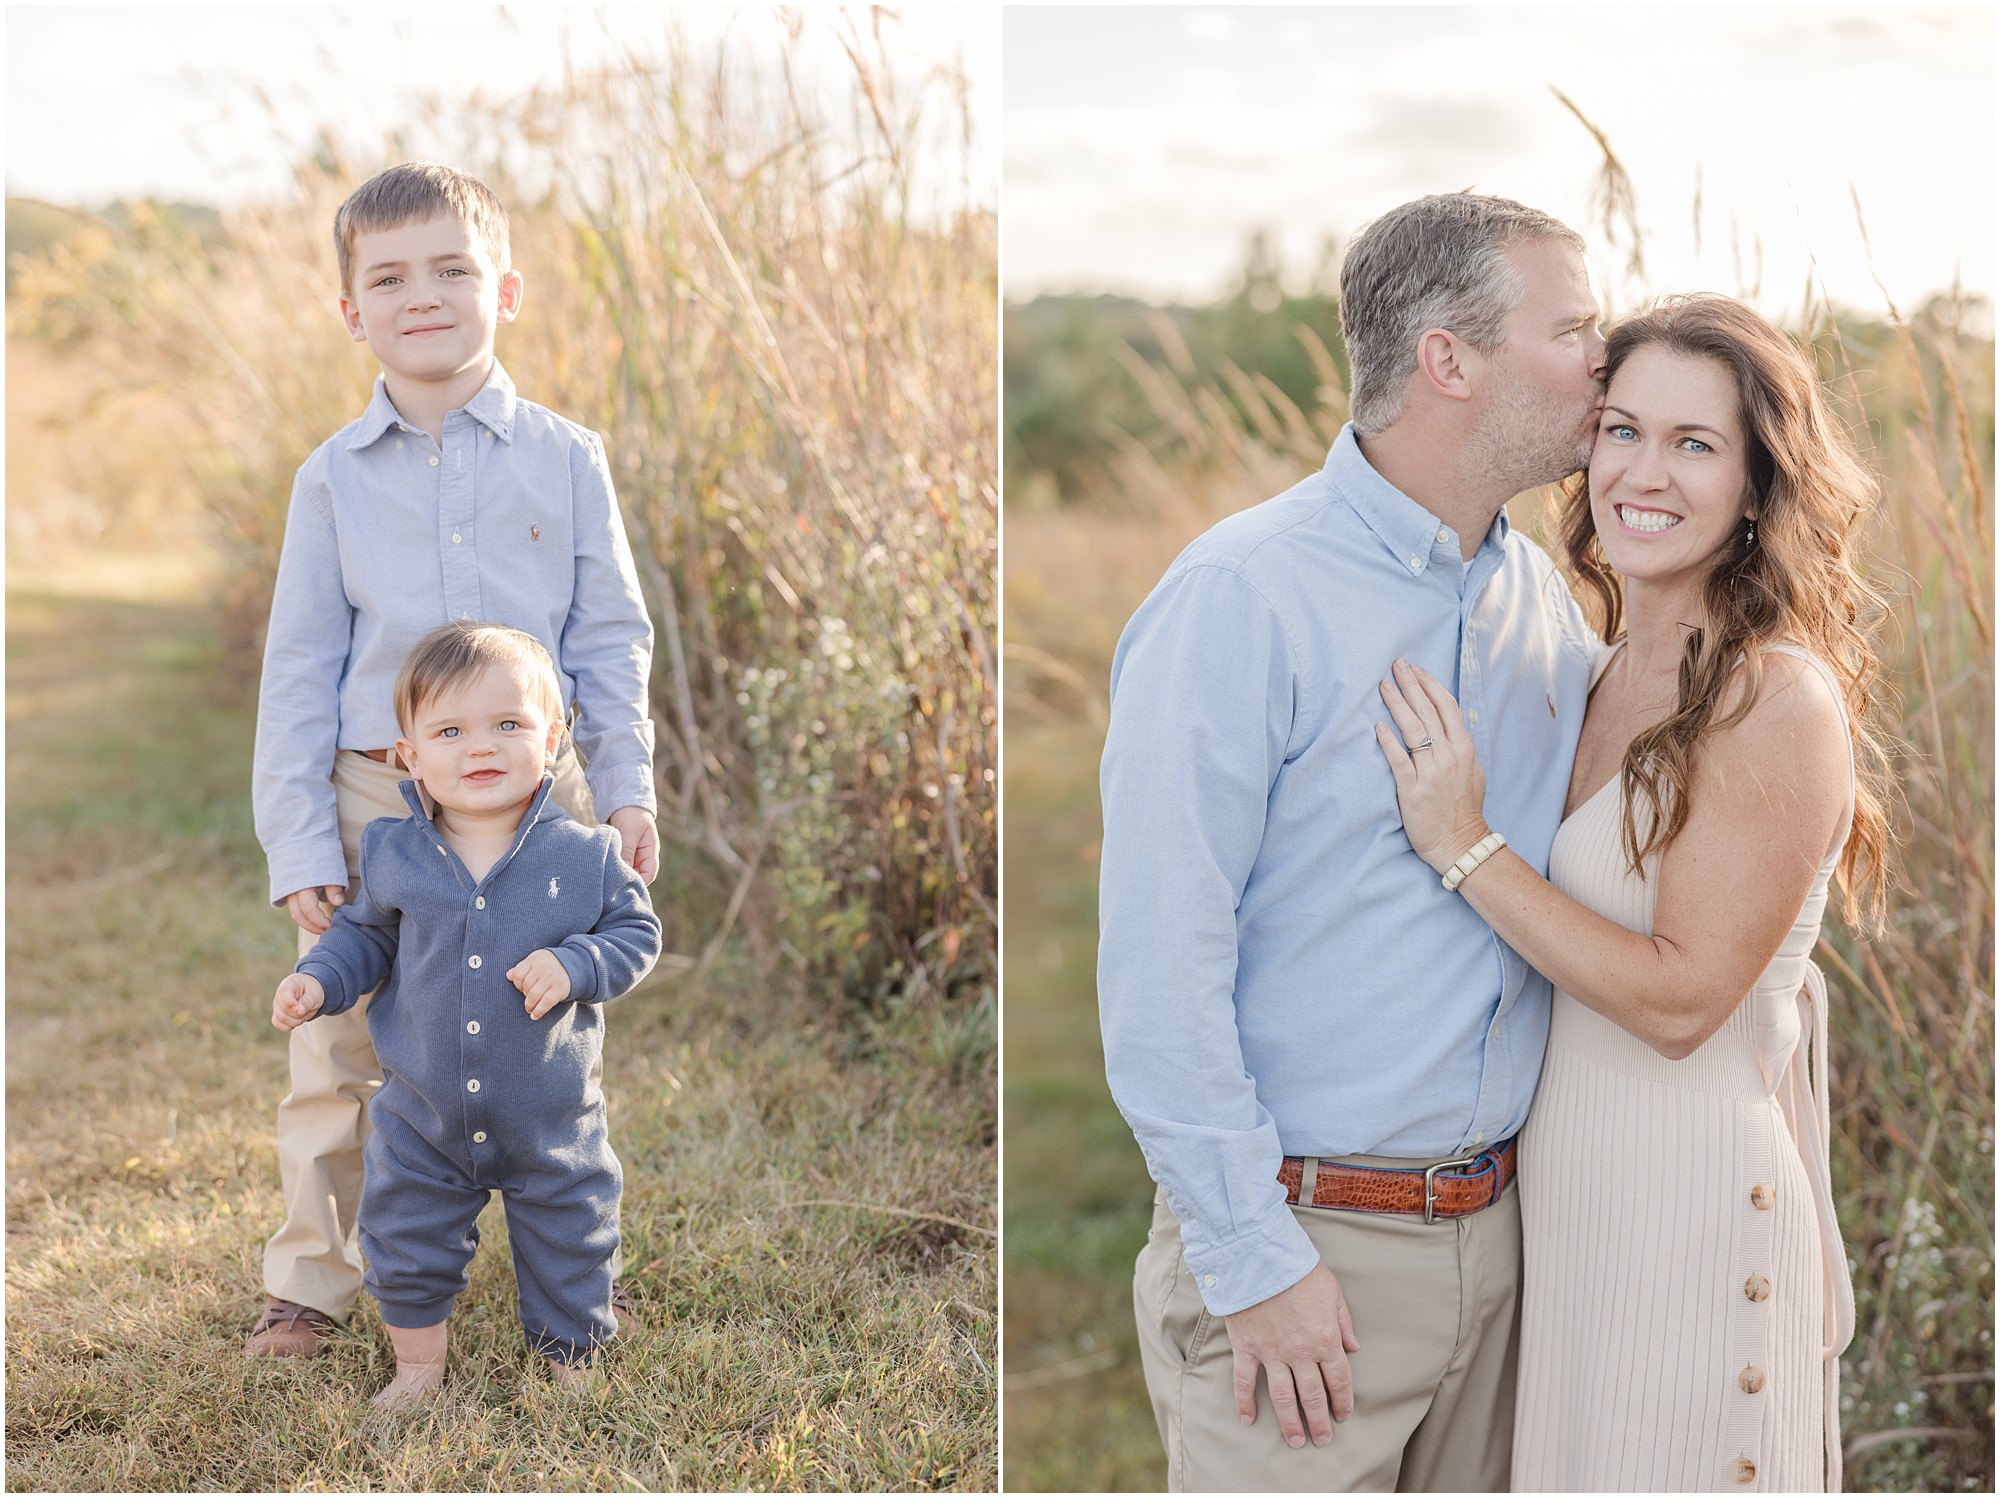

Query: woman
left=1375, top=294, right=1891, bottom=1492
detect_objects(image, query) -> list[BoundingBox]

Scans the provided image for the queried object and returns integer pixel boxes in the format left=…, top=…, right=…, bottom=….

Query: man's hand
left=283, top=885, right=346, bottom=935
left=508, top=949, right=573, bottom=1020
left=606, top=806, right=660, bottom=882
left=1220, top=1263, right=1363, bottom=1449
left=272, top=973, right=326, bottom=1032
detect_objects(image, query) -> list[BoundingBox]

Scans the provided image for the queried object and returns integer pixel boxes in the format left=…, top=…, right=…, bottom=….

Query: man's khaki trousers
left=1134, top=1158, right=1522, bottom=1493
left=261, top=747, right=595, bottom=1317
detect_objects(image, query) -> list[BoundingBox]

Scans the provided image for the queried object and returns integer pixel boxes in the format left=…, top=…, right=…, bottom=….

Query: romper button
left=468, top=955, right=482, bottom=969
left=473, top=1131, right=487, bottom=1143
left=1750, top=1183, right=1774, bottom=1209
left=1743, top=1274, right=1771, bottom=1302
left=466, top=1079, right=481, bottom=1093
left=467, top=1021, right=480, bottom=1034
left=1739, top=1365, right=1765, bottom=1394
left=1729, top=1458, right=1756, bottom=1484
left=475, top=896, right=486, bottom=909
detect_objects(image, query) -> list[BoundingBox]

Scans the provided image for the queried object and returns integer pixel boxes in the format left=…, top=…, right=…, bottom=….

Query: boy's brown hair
left=334, top=162, right=511, bottom=296
left=393, top=621, right=565, bottom=736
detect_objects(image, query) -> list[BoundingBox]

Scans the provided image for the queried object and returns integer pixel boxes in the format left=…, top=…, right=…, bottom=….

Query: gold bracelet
left=1442, top=831, right=1507, bottom=892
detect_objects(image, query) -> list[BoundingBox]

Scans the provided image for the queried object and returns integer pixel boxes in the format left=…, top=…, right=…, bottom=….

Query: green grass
left=4, top=573, right=997, bottom=1493
left=999, top=721, right=1161, bottom=1492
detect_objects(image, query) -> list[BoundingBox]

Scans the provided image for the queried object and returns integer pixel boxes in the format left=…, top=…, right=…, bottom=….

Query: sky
left=1005, top=5, right=1994, bottom=320
left=5, top=5, right=998, bottom=213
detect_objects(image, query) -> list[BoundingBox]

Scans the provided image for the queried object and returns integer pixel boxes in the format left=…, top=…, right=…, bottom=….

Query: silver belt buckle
left=1423, top=1153, right=1482, bottom=1224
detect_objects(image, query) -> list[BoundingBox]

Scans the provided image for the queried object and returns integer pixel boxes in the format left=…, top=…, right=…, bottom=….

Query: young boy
left=272, top=622, right=660, bottom=1406
left=250, top=162, right=660, bottom=1356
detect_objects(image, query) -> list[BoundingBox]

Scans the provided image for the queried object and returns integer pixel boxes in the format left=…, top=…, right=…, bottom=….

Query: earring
left=1745, top=517, right=1758, bottom=546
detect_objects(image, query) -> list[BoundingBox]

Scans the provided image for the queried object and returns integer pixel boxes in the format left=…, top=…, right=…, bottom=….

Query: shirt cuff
left=265, top=837, right=351, bottom=908
left=1178, top=1203, right=1324, bottom=1316
left=584, top=759, right=657, bottom=818
left=552, top=942, right=603, bottom=1005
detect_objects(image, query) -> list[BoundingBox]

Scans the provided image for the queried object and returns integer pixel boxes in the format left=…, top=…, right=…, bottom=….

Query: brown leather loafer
left=611, top=1279, right=638, bottom=1338
left=245, top=1296, right=336, bottom=1358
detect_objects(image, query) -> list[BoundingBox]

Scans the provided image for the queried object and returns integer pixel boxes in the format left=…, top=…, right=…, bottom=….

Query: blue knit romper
left=298, top=776, right=661, bottom=1362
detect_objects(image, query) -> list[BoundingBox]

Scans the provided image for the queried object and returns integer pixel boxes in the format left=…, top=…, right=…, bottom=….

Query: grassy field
left=3, top=556, right=997, bottom=1492
left=999, top=282, right=1994, bottom=1490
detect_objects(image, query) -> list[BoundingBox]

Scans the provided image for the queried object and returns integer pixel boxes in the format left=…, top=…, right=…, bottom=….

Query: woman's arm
left=1376, top=656, right=1848, bottom=1059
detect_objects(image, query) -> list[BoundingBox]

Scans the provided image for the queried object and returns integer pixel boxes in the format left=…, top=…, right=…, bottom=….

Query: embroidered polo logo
left=549, top=877, right=560, bottom=899
left=531, top=523, right=541, bottom=541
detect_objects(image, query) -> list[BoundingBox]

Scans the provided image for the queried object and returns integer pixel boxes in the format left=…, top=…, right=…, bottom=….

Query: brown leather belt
left=355, top=748, right=405, bottom=769
left=1278, top=1137, right=1517, bottom=1224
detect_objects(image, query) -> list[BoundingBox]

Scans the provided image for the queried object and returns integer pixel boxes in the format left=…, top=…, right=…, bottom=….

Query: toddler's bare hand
left=508, top=949, right=572, bottom=1020
left=272, top=973, right=325, bottom=1031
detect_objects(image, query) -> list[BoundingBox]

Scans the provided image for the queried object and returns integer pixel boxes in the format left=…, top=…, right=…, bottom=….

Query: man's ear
left=394, top=738, right=421, bottom=780
left=496, top=268, right=525, bottom=326
left=1414, top=327, right=1478, bottom=403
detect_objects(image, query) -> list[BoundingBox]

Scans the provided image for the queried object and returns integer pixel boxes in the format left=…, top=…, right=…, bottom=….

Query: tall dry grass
left=7, top=12, right=996, bottom=1010
left=1003, top=227, right=1993, bottom=1492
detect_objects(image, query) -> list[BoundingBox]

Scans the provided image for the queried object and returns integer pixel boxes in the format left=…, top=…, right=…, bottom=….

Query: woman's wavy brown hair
left=1557, top=293, right=1893, bottom=927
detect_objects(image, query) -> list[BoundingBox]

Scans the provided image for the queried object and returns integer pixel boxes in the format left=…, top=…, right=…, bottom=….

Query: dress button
left=1750, top=1183, right=1775, bottom=1209
left=1743, top=1274, right=1771, bottom=1302
left=1739, top=1365, right=1766, bottom=1394
left=473, top=1131, right=487, bottom=1143
left=468, top=955, right=482, bottom=969
left=466, top=1079, right=481, bottom=1093
left=1729, top=1457, right=1757, bottom=1484
left=467, top=1021, right=480, bottom=1034
left=475, top=896, right=486, bottom=909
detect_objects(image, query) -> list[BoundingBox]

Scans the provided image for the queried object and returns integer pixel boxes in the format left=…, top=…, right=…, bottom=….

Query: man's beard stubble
left=1468, top=382, right=1598, bottom=498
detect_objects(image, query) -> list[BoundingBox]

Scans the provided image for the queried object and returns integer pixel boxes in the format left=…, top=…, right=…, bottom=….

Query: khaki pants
left=1134, top=1157, right=1522, bottom=1493
left=262, top=747, right=595, bottom=1317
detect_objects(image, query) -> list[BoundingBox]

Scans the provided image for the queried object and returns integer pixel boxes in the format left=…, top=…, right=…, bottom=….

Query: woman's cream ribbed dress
left=1511, top=644, right=1856, bottom=1493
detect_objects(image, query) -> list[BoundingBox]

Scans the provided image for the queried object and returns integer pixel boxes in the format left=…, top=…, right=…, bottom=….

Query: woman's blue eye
left=1607, top=423, right=1637, bottom=440
left=1681, top=437, right=1713, bottom=455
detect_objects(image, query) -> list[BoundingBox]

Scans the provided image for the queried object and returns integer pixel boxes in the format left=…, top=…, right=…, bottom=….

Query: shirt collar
left=1322, top=424, right=1510, bottom=578
left=345, top=361, right=519, bottom=451
left=397, top=771, right=558, bottom=852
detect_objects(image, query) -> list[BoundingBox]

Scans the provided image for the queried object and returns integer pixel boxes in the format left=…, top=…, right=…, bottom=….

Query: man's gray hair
left=1339, top=194, right=1585, bottom=435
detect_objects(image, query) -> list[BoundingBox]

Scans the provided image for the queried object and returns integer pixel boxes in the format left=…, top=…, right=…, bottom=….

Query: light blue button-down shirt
left=1098, top=425, right=1598, bottom=1315
left=253, top=363, right=656, bottom=906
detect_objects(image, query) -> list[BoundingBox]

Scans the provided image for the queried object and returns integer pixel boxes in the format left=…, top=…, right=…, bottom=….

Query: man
left=1098, top=193, right=1606, bottom=1492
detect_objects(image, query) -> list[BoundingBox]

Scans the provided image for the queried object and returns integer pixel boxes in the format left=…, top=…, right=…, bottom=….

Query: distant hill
left=6, top=197, right=225, bottom=264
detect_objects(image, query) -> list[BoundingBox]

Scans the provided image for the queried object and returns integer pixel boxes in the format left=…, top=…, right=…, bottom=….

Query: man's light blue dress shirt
left=253, top=363, right=656, bottom=905
left=1098, top=426, right=1598, bottom=1315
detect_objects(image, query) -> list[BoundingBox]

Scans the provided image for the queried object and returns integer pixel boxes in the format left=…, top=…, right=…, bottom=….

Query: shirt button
left=1436, top=528, right=1450, bottom=544
left=395, top=439, right=405, bottom=450
left=473, top=1131, right=487, bottom=1143
left=1739, top=1365, right=1766, bottom=1394
left=429, top=455, right=440, bottom=467
left=1743, top=1274, right=1771, bottom=1303
left=475, top=897, right=486, bottom=909
left=1202, top=1273, right=1217, bottom=1289
left=1467, top=709, right=1480, bottom=724
left=466, top=1079, right=481, bottom=1093
left=1408, top=556, right=1422, bottom=572
left=1750, top=1183, right=1775, bottom=1210
left=467, top=1021, right=481, bottom=1034
left=1729, top=1458, right=1757, bottom=1484
left=468, top=955, right=482, bottom=969
left=452, top=533, right=463, bottom=545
